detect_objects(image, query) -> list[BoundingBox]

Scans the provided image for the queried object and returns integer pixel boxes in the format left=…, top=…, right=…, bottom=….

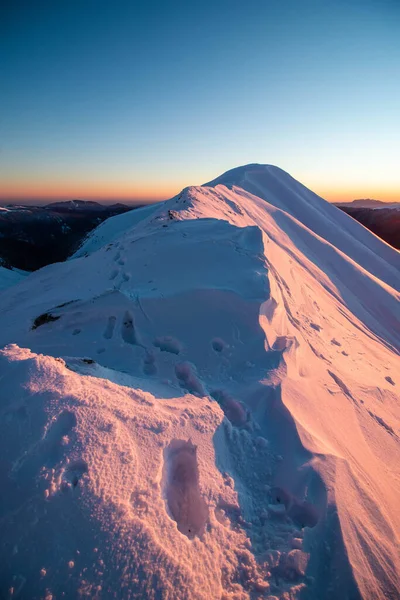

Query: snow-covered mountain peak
left=0, top=166, right=399, bottom=600
left=204, top=162, right=287, bottom=187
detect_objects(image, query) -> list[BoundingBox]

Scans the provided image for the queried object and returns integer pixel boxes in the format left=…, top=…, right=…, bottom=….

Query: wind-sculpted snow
left=0, top=164, right=399, bottom=599
left=205, top=163, right=400, bottom=291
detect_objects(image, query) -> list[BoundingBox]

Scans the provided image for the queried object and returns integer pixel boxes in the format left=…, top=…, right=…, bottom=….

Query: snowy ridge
left=0, top=165, right=399, bottom=599
left=72, top=202, right=160, bottom=258
left=205, top=164, right=399, bottom=288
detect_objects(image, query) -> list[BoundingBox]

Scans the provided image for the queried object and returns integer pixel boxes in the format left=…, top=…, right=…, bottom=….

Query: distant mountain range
left=336, top=198, right=400, bottom=209
left=0, top=200, right=137, bottom=271
left=43, top=199, right=130, bottom=212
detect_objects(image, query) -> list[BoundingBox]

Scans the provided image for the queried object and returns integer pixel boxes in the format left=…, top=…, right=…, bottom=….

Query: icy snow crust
left=0, top=164, right=399, bottom=599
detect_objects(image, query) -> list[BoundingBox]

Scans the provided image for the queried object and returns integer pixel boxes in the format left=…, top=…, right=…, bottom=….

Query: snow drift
left=0, top=164, right=399, bottom=600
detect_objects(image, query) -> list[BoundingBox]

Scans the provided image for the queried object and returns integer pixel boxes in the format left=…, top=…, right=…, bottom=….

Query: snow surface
left=72, top=203, right=160, bottom=258
left=0, top=266, right=27, bottom=290
left=0, top=164, right=399, bottom=600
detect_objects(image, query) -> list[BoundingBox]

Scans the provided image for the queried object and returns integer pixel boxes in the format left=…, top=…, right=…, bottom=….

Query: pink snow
left=0, top=164, right=399, bottom=599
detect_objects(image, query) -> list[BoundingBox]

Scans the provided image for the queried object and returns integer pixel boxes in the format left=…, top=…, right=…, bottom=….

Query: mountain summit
left=0, top=165, right=399, bottom=600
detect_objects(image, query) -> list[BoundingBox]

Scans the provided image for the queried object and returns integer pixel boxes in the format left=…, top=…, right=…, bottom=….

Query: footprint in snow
left=62, top=458, right=88, bottom=488
left=153, top=336, right=182, bottom=355
left=163, top=439, right=208, bottom=539
left=109, top=269, right=119, bottom=281
left=269, top=487, right=319, bottom=528
left=40, top=410, right=77, bottom=467
left=103, top=316, right=116, bottom=340
left=175, top=363, right=205, bottom=396
left=211, top=338, right=227, bottom=352
left=121, top=311, right=139, bottom=345
left=210, top=389, right=248, bottom=427
left=143, top=351, right=157, bottom=375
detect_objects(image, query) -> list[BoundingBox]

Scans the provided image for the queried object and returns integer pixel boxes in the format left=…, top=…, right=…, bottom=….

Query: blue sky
left=1, top=0, right=399, bottom=203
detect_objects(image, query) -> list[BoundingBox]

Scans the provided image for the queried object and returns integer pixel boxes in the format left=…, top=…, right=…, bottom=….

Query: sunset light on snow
left=0, top=3, right=399, bottom=599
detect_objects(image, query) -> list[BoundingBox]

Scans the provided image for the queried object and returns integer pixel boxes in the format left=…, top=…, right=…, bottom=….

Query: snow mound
left=0, top=165, right=399, bottom=599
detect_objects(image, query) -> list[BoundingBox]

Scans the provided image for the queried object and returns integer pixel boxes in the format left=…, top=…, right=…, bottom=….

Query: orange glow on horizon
left=0, top=180, right=180, bottom=204
left=317, top=186, right=400, bottom=204
left=0, top=178, right=399, bottom=205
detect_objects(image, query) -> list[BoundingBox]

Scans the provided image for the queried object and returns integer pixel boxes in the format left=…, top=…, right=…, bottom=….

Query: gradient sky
left=1, top=0, right=399, bottom=204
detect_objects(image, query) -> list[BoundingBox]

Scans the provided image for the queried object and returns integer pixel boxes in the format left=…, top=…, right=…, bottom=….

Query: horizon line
left=1, top=192, right=398, bottom=206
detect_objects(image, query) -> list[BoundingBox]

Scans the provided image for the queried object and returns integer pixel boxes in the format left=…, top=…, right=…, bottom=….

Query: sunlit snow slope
left=0, top=164, right=399, bottom=600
